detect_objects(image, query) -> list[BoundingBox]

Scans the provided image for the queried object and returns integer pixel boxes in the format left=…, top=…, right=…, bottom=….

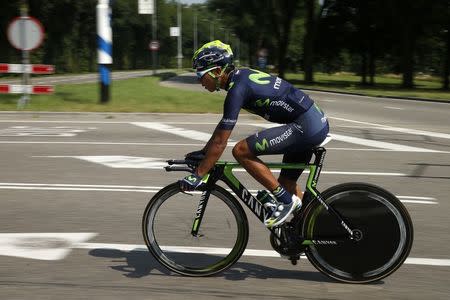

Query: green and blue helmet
left=192, top=40, right=234, bottom=75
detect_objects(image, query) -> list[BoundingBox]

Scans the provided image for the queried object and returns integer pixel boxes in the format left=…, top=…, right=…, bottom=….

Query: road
left=0, top=90, right=449, bottom=299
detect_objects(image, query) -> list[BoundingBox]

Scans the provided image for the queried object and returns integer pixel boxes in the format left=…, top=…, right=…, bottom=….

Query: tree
left=209, top=0, right=299, bottom=78
left=303, top=0, right=316, bottom=83
left=267, top=0, right=299, bottom=78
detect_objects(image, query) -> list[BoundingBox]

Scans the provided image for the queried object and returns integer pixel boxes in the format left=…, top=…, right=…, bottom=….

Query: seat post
left=313, top=147, right=326, bottom=168
left=312, top=147, right=327, bottom=185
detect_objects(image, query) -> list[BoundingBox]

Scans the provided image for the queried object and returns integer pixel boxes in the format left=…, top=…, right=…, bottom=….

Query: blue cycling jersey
left=218, top=68, right=314, bottom=130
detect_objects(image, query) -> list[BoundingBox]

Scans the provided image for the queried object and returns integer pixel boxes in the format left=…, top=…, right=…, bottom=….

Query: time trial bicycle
left=142, top=146, right=413, bottom=283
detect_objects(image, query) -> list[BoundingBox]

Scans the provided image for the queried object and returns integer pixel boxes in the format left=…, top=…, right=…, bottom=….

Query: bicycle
left=142, top=146, right=413, bottom=283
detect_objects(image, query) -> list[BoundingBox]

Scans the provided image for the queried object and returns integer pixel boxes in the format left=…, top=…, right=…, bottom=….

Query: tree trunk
left=278, top=42, right=288, bottom=79
left=400, top=6, right=415, bottom=88
left=304, top=0, right=315, bottom=83
left=269, top=0, right=297, bottom=79
left=444, top=22, right=450, bottom=90
left=401, top=35, right=415, bottom=88
left=361, top=51, right=368, bottom=85
left=368, top=38, right=376, bottom=85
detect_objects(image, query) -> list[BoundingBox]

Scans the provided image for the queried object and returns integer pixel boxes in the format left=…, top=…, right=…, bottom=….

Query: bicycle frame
left=187, top=147, right=355, bottom=242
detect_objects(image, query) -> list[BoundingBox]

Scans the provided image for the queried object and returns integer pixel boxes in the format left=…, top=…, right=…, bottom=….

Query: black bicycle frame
left=168, top=147, right=355, bottom=243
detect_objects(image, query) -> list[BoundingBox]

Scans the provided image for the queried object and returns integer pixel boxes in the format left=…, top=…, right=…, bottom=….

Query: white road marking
left=249, top=123, right=444, bottom=153
left=1, top=233, right=448, bottom=266
left=0, top=141, right=206, bottom=146
left=330, top=133, right=442, bottom=153
left=37, top=156, right=169, bottom=169
left=0, top=233, right=97, bottom=260
left=130, top=122, right=214, bottom=142
left=329, top=116, right=450, bottom=140
left=1, top=141, right=447, bottom=153
left=384, top=106, right=404, bottom=110
left=76, top=243, right=450, bottom=267
left=0, top=126, right=95, bottom=137
left=33, top=155, right=408, bottom=176
left=0, top=183, right=438, bottom=205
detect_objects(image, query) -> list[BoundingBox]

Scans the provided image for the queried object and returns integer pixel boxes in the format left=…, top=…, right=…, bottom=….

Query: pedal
left=289, top=254, right=300, bottom=265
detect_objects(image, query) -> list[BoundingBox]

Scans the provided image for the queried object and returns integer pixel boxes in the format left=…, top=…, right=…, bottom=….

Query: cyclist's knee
left=232, top=140, right=252, bottom=160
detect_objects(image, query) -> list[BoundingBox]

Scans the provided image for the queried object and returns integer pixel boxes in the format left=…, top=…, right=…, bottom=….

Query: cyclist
left=179, top=40, right=329, bottom=228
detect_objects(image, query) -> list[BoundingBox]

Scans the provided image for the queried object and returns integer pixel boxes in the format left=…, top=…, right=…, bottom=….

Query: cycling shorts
left=246, top=104, right=329, bottom=180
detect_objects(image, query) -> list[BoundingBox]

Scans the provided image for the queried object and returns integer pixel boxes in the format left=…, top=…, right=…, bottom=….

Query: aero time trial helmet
left=192, top=40, right=233, bottom=78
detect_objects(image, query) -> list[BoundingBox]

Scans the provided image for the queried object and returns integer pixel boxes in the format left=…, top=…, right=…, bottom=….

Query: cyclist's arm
left=196, top=82, right=246, bottom=177
left=196, top=127, right=232, bottom=177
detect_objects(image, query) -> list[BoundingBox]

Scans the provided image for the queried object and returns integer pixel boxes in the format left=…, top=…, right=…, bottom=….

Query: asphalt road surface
left=0, top=90, right=449, bottom=299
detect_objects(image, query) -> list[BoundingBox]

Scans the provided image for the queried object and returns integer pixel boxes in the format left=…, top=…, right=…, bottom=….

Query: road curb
left=301, top=87, right=450, bottom=104
left=167, top=73, right=449, bottom=104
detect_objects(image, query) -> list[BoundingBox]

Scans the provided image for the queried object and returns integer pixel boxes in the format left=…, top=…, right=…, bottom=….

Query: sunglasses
left=196, top=67, right=219, bottom=79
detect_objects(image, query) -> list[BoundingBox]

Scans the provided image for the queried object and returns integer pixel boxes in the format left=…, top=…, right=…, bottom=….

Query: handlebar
left=165, top=158, right=200, bottom=173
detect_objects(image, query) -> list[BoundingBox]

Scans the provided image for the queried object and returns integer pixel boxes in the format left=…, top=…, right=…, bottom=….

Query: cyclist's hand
left=185, top=149, right=205, bottom=161
left=179, top=173, right=204, bottom=191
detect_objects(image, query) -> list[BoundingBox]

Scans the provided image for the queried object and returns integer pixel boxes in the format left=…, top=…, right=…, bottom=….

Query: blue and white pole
left=96, top=0, right=112, bottom=103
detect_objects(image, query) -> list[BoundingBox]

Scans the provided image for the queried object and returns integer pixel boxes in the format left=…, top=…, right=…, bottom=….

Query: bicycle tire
left=302, top=182, right=414, bottom=283
left=142, top=183, right=249, bottom=276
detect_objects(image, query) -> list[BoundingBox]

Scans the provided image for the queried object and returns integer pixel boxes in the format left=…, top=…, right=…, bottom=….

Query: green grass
left=0, top=74, right=224, bottom=112
left=286, top=72, right=450, bottom=101
left=0, top=71, right=448, bottom=113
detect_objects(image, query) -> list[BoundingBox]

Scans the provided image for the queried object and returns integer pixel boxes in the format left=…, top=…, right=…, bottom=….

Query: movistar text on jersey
left=270, top=128, right=293, bottom=146
left=270, top=100, right=294, bottom=112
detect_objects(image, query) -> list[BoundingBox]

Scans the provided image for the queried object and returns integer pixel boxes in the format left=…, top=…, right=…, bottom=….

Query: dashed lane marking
left=329, top=116, right=450, bottom=140
left=0, top=183, right=438, bottom=205
left=250, top=123, right=446, bottom=153
left=32, top=155, right=408, bottom=176
left=1, top=233, right=448, bottom=266
left=130, top=122, right=216, bottom=142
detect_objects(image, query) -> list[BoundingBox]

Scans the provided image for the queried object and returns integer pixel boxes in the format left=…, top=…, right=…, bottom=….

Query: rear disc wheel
left=303, top=183, right=413, bottom=283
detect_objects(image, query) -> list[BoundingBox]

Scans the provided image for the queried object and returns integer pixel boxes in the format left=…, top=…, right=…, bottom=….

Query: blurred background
left=1, top=0, right=448, bottom=88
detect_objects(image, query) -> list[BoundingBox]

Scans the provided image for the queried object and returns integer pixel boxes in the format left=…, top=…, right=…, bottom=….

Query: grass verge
left=0, top=74, right=224, bottom=112
left=286, top=72, right=450, bottom=101
left=0, top=71, right=448, bottom=113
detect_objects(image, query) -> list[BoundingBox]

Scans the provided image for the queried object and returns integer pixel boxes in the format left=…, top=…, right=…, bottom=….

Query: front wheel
left=142, top=183, right=249, bottom=276
left=302, top=183, right=414, bottom=283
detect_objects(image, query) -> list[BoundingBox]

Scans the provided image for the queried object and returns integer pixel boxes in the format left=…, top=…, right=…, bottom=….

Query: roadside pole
left=177, top=2, right=183, bottom=70
left=139, top=0, right=157, bottom=75
left=97, top=0, right=112, bottom=103
left=19, top=1, right=30, bottom=108
left=152, top=2, right=157, bottom=75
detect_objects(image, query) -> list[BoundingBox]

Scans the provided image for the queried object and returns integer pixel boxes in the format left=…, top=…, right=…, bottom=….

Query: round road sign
left=149, top=40, right=160, bottom=51
left=7, top=16, right=44, bottom=51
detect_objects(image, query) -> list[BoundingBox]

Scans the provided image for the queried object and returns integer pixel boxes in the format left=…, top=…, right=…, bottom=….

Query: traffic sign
left=170, top=27, right=180, bottom=37
left=149, top=40, right=160, bottom=51
left=138, top=0, right=154, bottom=14
left=7, top=16, right=44, bottom=51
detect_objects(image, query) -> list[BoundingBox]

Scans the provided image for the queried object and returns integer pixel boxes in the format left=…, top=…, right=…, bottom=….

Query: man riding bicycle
left=179, top=40, right=330, bottom=228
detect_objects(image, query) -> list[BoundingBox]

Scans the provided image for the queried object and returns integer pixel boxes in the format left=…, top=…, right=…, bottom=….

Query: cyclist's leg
left=279, top=150, right=313, bottom=196
left=232, top=139, right=280, bottom=191
left=233, top=123, right=302, bottom=192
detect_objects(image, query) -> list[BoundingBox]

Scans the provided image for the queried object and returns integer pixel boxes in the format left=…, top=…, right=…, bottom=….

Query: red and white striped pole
left=0, top=84, right=54, bottom=94
left=0, top=63, right=54, bottom=74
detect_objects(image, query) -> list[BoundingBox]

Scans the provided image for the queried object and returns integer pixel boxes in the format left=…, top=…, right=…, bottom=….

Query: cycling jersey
left=218, top=68, right=314, bottom=130
left=217, top=68, right=329, bottom=181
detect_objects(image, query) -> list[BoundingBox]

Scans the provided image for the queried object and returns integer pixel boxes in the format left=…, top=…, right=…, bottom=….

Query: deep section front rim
left=142, top=183, right=249, bottom=276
